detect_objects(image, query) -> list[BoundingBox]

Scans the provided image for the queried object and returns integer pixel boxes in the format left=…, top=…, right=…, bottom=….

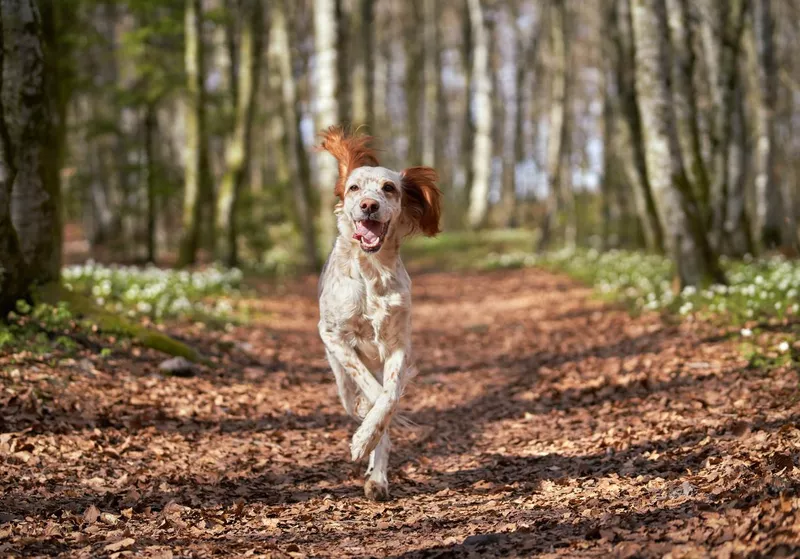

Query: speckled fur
left=317, top=140, right=441, bottom=501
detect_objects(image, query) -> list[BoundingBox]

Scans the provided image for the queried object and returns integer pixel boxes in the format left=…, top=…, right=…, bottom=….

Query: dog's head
left=318, top=126, right=442, bottom=254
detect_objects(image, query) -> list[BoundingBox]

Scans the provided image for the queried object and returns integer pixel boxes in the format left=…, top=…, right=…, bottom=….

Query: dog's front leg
left=320, top=330, right=384, bottom=406
left=350, top=347, right=406, bottom=461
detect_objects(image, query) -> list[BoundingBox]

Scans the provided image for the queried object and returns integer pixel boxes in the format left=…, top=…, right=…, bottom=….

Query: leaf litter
left=1, top=268, right=798, bottom=557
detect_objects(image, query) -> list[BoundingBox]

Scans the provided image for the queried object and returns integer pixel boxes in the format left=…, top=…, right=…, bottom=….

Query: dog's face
left=319, top=126, right=442, bottom=255
left=341, top=167, right=404, bottom=254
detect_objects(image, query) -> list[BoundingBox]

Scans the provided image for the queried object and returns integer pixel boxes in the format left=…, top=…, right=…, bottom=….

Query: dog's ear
left=401, top=166, right=442, bottom=237
left=317, top=126, right=380, bottom=199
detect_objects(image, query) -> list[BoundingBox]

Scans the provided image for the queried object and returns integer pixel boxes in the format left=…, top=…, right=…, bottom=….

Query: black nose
left=360, top=198, right=379, bottom=214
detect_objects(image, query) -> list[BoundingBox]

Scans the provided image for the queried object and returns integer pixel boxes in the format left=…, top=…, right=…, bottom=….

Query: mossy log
left=35, top=283, right=204, bottom=363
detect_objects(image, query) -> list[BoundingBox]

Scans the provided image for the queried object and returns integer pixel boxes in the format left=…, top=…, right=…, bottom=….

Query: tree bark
left=350, top=0, right=374, bottom=129
left=6, top=0, right=60, bottom=285
left=704, top=0, right=747, bottom=250
left=465, top=0, right=492, bottom=229
left=723, top=82, right=753, bottom=256
left=314, top=0, right=340, bottom=245
left=178, top=0, right=211, bottom=267
left=611, top=0, right=664, bottom=253
left=631, top=0, right=725, bottom=287
left=144, top=102, right=157, bottom=263
left=538, top=0, right=573, bottom=250
left=667, top=0, right=711, bottom=212
left=752, top=0, right=783, bottom=250
left=273, top=0, right=321, bottom=271
left=215, top=0, right=263, bottom=267
left=0, top=3, right=27, bottom=314
left=421, top=0, right=438, bottom=168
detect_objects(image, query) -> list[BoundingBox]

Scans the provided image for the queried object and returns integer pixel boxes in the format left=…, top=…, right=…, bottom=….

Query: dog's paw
left=351, top=424, right=383, bottom=462
left=364, top=479, right=390, bottom=501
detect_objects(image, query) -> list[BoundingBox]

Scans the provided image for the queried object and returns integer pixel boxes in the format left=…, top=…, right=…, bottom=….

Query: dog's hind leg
left=364, top=432, right=391, bottom=501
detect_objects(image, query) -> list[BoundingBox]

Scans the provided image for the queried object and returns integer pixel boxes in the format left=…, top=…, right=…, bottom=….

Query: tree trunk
left=144, top=102, right=157, bottom=264
left=178, top=0, right=211, bottom=267
left=314, top=0, right=340, bottom=246
left=538, top=0, right=573, bottom=251
left=0, top=3, right=27, bottom=314
left=350, top=0, right=374, bottom=128
left=6, top=0, right=60, bottom=285
left=457, top=0, right=474, bottom=226
left=404, top=0, right=423, bottom=165
left=611, top=0, right=664, bottom=253
left=465, top=0, right=492, bottom=229
left=752, top=0, right=783, bottom=251
left=215, top=0, right=263, bottom=268
left=723, top=82, right=753, bottom=256
left=704, top=0, right=747, bottom=250
left=668, top=0, right=711, bottom=212
left=273, top=0, right=321, bottom=271
left=421, top=0, right=438, bottom=168
left=631, top=0, right=725, bottom=287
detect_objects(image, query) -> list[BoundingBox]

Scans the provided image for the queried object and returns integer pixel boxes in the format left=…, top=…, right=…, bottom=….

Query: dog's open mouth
left=353, top=219, right=389, bottom=253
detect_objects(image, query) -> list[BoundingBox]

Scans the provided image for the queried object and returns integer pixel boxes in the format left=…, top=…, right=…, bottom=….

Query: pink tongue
left=353, top=220, right=382, bottom=243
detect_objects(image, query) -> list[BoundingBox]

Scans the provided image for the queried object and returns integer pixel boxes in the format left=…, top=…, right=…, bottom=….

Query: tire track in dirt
left=1, top=268, right=799, bottom=557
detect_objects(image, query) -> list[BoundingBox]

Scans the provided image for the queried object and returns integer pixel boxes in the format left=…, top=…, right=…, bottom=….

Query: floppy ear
left=401, top=166, right=442, bottom=237
left=316, top=126, right=380, bottom=199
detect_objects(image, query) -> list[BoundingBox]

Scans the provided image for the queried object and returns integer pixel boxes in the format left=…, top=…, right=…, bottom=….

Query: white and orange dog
left=317, top=126, right=442, bottom=501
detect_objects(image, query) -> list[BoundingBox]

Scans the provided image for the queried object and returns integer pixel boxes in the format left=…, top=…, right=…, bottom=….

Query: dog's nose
left=360, top=198, right=379, bottom=214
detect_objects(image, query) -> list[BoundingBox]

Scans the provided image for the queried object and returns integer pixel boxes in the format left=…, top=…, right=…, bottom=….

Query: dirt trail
left=1, top=268, right=799, bottom=558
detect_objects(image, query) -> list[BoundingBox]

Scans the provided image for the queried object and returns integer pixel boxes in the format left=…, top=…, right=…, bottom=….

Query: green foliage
left=484, top=248, right=800, bottom=325
left=62, top=261, right=243, bottom=322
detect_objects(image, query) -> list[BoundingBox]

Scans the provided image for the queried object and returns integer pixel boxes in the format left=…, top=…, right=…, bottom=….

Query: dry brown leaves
left=1, top=269, right=799, bottom=558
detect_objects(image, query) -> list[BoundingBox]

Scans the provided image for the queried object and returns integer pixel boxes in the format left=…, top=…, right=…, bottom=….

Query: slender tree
left=6, top=0, right=60, bottom=285
left=538, top=0, right=572, bottom=250
left=272, top=0, right=321, bottom=271
left=215, top=0, right=263, bottom=267
left=178, top=0, right=211, bottom=266
left=611, top=0, right=664, bottom=252
left=466, top=0, right=493, bottom=229
left=314, top=0, right=340, bottom=244
left=631, top=0, right=725, bottom=287
left=752, top=0, right=784, bottom=250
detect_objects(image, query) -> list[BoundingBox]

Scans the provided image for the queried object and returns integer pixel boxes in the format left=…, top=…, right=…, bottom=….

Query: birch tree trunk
left=752, top=0, right=784, bottom=250
left=466, top=0, right=493, bottom=229
left=215, top=0, right=263, bottom=267
left=144, top=102, right=157, bottom=263
left=667, top=0, right=710, bottom=211
left=421, top=0, right=438, bottom=168
left=404, top=0, right=423, bottom=165
left=272, top=0, right=321, bottom=271
left=314, top=0, right=340, bottom=245
left=538, top=0, right=572, bottom=250
left=178, top=0, right=211, bottom=267
left=350, top=0, right=374, bottom=128
left=611, top=0, right=664, bottom=253
left=723, top=82, right=753, bottom=256
left=631, top=0, right=725, bottom=287
left=704, top=0, right=747, bottom=250
left=0, top=3, right=27, bottom=313
left=6, top=0, right=60, bottom=285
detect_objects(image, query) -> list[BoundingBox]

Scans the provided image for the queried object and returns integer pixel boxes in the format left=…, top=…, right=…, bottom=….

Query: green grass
left=403, top=229, right=537, bottom=271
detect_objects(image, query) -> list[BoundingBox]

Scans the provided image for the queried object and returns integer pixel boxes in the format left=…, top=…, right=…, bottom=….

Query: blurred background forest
left=4, top=0, right=800, bottom=311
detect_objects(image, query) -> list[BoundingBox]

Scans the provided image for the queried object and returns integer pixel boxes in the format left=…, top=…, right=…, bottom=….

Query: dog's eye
left=382, top=182, right=396, bottom=193
left=348, top=184, right=359, bottom=193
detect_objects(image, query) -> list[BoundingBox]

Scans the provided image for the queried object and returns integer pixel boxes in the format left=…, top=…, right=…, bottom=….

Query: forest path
left=2, top=268, right=799, bottom=558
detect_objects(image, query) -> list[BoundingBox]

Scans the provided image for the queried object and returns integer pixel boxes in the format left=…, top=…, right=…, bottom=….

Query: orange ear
left=401, top=166, right=442, bottom=236
left=316, top=126, right=380, bottom=199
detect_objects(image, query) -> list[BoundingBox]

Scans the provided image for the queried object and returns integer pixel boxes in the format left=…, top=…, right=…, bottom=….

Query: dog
left=316, top=126, right=442, bottom=501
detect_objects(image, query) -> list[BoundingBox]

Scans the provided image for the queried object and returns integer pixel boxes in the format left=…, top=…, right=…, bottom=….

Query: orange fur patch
left=401, top=166, right=442, bottom=237
left=317, top=126, right=380, bottom=199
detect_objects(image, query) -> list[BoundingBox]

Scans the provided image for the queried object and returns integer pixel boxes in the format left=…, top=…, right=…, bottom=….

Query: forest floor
left=1, top=267, right=799, bottom=558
